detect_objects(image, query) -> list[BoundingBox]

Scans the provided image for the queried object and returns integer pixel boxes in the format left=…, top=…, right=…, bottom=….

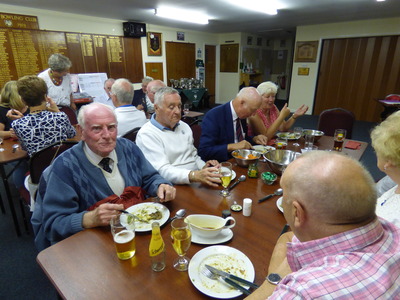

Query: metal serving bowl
left=302, top=129, right=324, bottom=141
left=231, top=149, right=261, bottom=167
left=263, top=149, right=300, bottom=175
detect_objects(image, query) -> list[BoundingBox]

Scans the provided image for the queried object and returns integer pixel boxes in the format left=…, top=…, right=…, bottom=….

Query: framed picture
left=177, top=31, right=185, bottom=41
left=294, top=41, right=319, bottom=62
left=247, top=36, right=252, bottom=46
left=298, top=67, right=310, bottom=76
left=147, top=32, right=162, bottom=56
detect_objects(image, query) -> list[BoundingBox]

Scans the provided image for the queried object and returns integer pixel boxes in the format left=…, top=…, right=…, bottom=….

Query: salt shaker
left=243, top=198, right=252, bottom=217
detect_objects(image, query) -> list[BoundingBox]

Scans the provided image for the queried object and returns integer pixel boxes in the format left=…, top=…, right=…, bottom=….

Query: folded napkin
left=87, top=186, right=146, bottom=211
left=345, top=141, right=361, bottom=150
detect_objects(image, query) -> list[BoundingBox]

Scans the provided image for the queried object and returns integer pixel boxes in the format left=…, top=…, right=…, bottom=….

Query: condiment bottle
left=149, top=222, right=166, bottom=272
left=247, top=163, right=258, bottom=178
left=243, top=198, right=252, bottom=217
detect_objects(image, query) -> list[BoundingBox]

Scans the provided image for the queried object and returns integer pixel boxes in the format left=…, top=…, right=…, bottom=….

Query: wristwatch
left=266, top=273, right=282, bottom=285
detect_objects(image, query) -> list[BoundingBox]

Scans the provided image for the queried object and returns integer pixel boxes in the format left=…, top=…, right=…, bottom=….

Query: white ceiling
left=4, top=0, right=400, bottom=37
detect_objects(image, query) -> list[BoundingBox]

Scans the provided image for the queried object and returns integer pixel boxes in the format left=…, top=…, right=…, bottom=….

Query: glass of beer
left=110, top=214, right=136, bottom=260
left=276, top=137, right=288, bottom=150
left=219, top=162, right=232, bottom=196
left=333, top=129, right=346, bottom=151
left=171, top=218, right=192, bottom=271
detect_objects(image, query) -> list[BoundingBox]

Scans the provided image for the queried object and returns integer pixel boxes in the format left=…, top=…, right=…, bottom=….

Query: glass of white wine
left=171, top=218, right=192, bottom=271
left=219, top=162, right=232, bottom=197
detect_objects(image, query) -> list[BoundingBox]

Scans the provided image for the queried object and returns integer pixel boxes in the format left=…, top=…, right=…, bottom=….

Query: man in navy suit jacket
left=198, top=87, right=268, bottom=162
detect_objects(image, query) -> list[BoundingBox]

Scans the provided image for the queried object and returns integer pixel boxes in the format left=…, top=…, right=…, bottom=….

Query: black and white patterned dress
left=12, top=111, right=76, bottom=156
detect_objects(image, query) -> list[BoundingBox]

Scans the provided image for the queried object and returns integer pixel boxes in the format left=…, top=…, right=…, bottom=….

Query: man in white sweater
left=136, top=87, right=221, bottom=186
left=111, top=78, right=147, bottom=137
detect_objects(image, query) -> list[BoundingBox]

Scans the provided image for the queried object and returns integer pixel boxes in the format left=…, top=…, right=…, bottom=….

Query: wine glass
left=183, top=103, right=190, bottom=115
left=293, top=127, right=303, bottom=148
left=171, top=218, right=192, bottom=271
left=219, top=162, right=232, bottom=196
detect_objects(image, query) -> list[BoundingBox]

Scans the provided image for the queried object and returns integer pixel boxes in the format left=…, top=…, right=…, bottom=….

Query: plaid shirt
left=269, top=218, right=400, bottom=299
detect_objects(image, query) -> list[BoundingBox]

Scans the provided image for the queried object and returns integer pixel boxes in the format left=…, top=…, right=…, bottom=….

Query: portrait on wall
left=294, top=41, right=319, bottom=62
left=147, top=32, right=162, bottom=56
left=177, top=31, right=185, bottom=41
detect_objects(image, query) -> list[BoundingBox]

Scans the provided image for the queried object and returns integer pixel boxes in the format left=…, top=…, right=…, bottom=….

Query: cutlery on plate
left=258, top=188, right=283, bottom=203
left=118, top=210, right=147, bottom=223
left=201, top=267, right=251, bottom=295
left=205, top=264, right=259, bottom=289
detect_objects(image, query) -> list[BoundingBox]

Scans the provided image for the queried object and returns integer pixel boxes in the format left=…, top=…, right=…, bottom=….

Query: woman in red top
left=248, top=81, right=308, bottom=141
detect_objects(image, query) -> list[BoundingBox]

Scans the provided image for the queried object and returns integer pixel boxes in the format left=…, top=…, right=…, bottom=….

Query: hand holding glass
left=219, top=162, right=232, bottom=196
left=171, top=218, right=192, bottom=271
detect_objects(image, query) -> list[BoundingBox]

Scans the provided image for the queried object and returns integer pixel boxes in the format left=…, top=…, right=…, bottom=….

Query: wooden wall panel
left=166, top=42, right=195, bottom=83
left=93, top=35, right=110, bottom=76
left=66, top=33, right=85, bottom=74
left=145, top=62, right=163, bottom=81
left=124, top=37, right=144, bottom=83
left=314, top=35, right=400, bottom=122
left=220, top=44, right=238, bottom=73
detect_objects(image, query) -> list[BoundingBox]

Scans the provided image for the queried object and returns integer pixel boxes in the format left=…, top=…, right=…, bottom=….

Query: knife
left=205, top=264, right=259, bottom=289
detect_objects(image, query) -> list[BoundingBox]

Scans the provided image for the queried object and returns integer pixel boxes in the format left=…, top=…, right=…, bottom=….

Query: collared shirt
left=269, top=218, right=400, bottom=299
left=229, top=101, right=243, bottom=143
left=150, top=113, right=180, bottom=131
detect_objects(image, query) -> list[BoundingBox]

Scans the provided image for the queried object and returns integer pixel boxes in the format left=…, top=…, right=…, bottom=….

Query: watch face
left=268, top=273, right=281, bottom=284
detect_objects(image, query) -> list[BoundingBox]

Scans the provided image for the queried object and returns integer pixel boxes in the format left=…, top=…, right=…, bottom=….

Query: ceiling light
left=225, top=0, right=280, bottom=15
left=376, top=0, right=386, bottom=2
left=154, top=8, right=209, bottom=25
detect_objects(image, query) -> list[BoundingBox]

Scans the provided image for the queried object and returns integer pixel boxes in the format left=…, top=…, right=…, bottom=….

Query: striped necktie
left=99, top=157, right=112, bottom=173
left=236, top=118, right=244, bottom=142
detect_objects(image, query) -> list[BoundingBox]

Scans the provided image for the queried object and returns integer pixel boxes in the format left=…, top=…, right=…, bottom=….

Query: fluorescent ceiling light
left=376, top=0, right=386, bottom=2
left=154, top=8, right=209, bottom=25
left=225, top=0, right=281, bottom=15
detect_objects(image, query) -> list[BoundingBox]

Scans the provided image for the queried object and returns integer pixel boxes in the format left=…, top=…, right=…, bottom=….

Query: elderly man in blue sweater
left=32, top=103, right=175, bottom=251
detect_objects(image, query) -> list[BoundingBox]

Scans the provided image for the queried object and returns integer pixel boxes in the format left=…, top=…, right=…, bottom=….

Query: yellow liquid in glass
left=171, top=228, right=191, bottom=256
left=221, top=175, right=232, bottom=188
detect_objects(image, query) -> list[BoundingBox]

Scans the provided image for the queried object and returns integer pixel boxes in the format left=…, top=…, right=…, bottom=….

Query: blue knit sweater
left=32, top=138, right=171, bottom=251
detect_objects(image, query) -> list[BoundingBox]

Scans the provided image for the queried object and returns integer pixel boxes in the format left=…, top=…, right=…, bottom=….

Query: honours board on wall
left=0, top=27, right=143, bottom=88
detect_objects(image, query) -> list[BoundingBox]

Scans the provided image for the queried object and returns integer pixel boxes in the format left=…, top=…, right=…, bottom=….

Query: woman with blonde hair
left=0, top=80, right=28, bottom=139
left=247, top=81, right=308, bottom=141
left=371, top=110, right=400, bottom=227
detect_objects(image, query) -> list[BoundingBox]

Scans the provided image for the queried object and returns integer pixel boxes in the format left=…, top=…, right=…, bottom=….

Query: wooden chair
left=317, top=108, right=355, bottom=139
left=59, top=105, right=78, bottom=125
left=122, top=127, right=141, bottom=142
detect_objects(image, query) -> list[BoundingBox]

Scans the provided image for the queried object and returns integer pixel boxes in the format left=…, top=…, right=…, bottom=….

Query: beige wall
left=290, top=17, right=400, bottom=114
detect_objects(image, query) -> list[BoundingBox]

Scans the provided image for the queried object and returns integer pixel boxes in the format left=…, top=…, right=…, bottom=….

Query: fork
left=201, top=267, right=251, bottom=295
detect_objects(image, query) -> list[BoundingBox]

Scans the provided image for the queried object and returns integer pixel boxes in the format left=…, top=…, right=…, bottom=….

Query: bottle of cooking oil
left=149, top=222, right=166, bottom=272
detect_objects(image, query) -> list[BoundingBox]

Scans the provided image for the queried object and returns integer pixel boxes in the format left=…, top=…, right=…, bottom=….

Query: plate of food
left=124, top=202, right=170, bottom=232
left=276, top=196, right=283, bottom=213
left=276, top=132, right=301, bottom=140
left=252, top=145, right=275, bottom=154
left=188, top=245, right=255, bottom=299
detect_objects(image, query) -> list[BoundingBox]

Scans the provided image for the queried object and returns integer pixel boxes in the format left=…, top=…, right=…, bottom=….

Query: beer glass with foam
left=111, top=214, right=136, bottom=260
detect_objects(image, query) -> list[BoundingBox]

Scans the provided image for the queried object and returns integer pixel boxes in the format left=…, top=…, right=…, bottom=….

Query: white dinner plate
left=276, top=132, right=300, bottom=140
left=253, top=145, right=275, bottom=154
left=124, top=202, right=170, bottom=232
left=188, top=246, right=255, bottom=299
left=231, top=170, right=236, bottom=181
left=276, top=196, right=283, bottom=213
left=191, top=229, right=233, bottom=245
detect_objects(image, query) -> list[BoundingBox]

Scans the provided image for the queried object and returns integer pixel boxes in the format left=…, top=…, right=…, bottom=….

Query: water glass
left=183, top=103, right=190, bottom=115
left=304, top=135, right=314, bottom=150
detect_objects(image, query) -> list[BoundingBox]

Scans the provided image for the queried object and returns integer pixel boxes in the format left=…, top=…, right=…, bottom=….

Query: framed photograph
left=247, top=36, right=252, bottom=46
left=177, top=31, right=185, bottom=41
left=298, top=67, right=310, bottom=76
left=294, top=41, right=319, bottom=62
left=147, top=32, right=162, bottom=56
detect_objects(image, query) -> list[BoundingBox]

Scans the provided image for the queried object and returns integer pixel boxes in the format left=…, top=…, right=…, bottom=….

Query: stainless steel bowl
left=232, top=149, right=261, bottom=167
left=263, top=149, right=299, bottom=175
left=302, top=129, right=324, bottom=141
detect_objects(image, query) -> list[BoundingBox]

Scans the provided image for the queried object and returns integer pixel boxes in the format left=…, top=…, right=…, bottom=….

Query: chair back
left=191, top=124, right=202, bottom=149
left=59, top=105, right=78, bottom=125
left=29, top=140, right=77, bottom=184
left=181, top=116, right=199, bottom=127
left=317, top=108, right=355, bottom=139
left=122, top=127, right=141, bottom=142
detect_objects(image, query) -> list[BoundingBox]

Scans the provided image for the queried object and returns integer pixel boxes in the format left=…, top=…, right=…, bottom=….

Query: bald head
left=281, top=151, right=376, bottom=229
left=147, top=80, right=166, bottom=103
left=232, top=87, right=262, bottom=119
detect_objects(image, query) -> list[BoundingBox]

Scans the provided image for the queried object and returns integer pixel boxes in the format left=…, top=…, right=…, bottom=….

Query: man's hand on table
left=157, top=184, right=176, bottom=202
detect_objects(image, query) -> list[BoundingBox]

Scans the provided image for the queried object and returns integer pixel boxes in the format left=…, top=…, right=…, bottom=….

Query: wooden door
left=205, top=45, right=216, bottom=106
left=166, top=42, right=195, bottom=84
left=145, top=62, right=163, bottom=81
left=314, top=35, right=400, bottom=122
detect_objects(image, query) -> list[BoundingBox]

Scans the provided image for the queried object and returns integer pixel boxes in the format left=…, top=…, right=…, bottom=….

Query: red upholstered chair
left=317, top=108, right=355, bottom=139
left=59, top=105, right=78, bottom=125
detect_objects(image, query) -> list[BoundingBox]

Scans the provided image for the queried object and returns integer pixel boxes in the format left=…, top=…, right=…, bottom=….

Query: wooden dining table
left=36, top=135, right=368, bottom=300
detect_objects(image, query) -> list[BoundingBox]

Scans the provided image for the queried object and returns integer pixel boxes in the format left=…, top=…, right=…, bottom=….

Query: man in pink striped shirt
left=247, top=151, right=400, bottom=299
